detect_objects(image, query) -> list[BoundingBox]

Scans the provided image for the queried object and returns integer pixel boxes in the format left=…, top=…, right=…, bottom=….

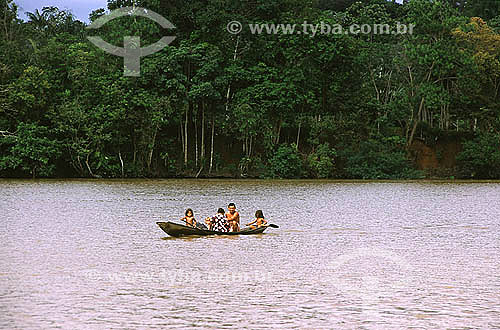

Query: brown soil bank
left=411, top=135, right=464, bottom=177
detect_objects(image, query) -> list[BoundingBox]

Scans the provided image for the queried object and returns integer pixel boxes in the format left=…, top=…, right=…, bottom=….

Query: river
left=0, top=179, right=499, bottom=329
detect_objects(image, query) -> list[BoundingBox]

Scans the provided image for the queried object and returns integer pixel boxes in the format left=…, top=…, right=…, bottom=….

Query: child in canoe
left=246, top=210, right=268, bottom=229
left=180, top=208, right=197, bottom=227
left=205, top=208, right=229, bottom=232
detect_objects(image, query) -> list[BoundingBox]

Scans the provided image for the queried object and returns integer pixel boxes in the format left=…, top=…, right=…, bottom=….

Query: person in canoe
left=180, top=208, right=197, bottom=228
left=246, top=210, right=268, bottom=229
left=205, top=208, right=229, bottom=232
left=226, top=203, right=240, bottom=232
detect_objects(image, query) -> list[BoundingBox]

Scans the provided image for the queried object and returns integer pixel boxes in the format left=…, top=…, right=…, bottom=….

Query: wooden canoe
left=156, top=221, right=268, bottom=237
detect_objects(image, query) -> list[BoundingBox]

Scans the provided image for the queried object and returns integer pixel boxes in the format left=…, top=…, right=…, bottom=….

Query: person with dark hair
left=180, top=208, right=196, bottom=227
left=226, top=203, right=240, bottom=232
left=206, top=208, right=229, bottom=232
left=246, top=210, right=268, bottom=229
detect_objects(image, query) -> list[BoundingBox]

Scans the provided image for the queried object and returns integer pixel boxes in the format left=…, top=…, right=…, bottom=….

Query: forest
left=1, top=0, right=500, bottom=179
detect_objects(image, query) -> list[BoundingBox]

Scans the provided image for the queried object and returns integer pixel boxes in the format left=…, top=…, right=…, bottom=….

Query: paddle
left=244, top=223, right=279, bottom=229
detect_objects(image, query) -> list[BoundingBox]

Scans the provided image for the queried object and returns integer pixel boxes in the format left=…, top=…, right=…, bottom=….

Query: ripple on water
left=0, top=179, right=499, bottom=328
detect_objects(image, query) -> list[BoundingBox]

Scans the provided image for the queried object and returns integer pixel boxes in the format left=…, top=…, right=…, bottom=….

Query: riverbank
left=3, top=177, right=500, bottom=184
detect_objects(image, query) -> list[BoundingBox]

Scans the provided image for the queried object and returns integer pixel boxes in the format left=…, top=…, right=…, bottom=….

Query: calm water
left=0, top=179, right=499, bottom=329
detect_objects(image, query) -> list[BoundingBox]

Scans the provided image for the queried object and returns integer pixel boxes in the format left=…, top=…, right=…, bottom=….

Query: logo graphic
left=328, top=247, right=412, bottom=298
left=326, top=247, right=413, bottom=319
left=86, top=7, right=176, bottom=77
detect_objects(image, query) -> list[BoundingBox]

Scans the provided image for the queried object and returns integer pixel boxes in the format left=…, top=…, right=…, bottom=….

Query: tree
left=0, top=0, right=19, bottom=42
left=453, top=17, right=500, bottom=110
left=26, top=7, right=84, bottom=36
left=457, top=132, right=500, bottom=179
left=0, top=122, right=61, bottom=178
left=397, top=0, right=468, bottom=148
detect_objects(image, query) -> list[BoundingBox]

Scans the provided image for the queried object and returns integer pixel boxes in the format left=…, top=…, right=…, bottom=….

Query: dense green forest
left=1, top=0, right=500, bottom=179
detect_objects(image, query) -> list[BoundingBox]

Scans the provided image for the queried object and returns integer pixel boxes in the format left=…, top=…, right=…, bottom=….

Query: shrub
left=0, top=123, right=61, bottom=178
left=456, top=132, right=500, bottom=179
left=307, top=143, right=337, bottom=178
left=267, top=144, right=304, bottom=178
left=340, top=137, right=423, bottom=179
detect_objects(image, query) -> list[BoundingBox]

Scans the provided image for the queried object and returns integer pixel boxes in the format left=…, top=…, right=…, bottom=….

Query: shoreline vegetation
left=3, top=178, right=500, bottom=184
left=1, top=0, right=500, bottom=180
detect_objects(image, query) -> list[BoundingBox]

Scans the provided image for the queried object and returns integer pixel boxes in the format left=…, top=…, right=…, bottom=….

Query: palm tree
left=25, top=8, right=48, bottom=31
left=26, top=7, right=82, bottom=35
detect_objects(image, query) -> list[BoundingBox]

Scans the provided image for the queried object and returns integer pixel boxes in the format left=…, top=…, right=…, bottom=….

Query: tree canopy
left=1, top=0, right=500, bottom=179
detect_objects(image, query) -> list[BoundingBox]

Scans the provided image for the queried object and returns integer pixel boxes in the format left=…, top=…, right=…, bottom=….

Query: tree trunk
left=275, top=119, right=282, bottom=145
left=184, top=104, right=188, bottom=167
left=86, top=153, right=97, bottom=178
left=296, top=120, right=301, bottom=150
left=445, top=104, right=450, bottom=130
left=194, top=108, right=198, bottom=168
left=147, top=124, right=158, bottom=171
left=322, top=84, right=327, bottom=114
left=75, top=154, right=85, bottom=176
left=180, top=121, right=184, bottom=161
left=407, top=97, right=425, bottom=151
left=370, top=70, right=380, bottom=102
left=133, top=136, right=137, bottom=165
left=195, top=164, right=203, bottom=178
left=119, top=150, right=124, bottom=178
left=210, top=116, right=215, bottom=174
left=2, top=8, right=12, bottom=42
left=225, top=36, right=240, bottom=113
left=249, top=136, right=253, bottom=158
left=201, top=102, right=205, bottom=162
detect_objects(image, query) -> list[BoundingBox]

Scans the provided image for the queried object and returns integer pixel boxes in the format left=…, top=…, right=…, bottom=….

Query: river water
left=0, top=179, right=499, bottom=329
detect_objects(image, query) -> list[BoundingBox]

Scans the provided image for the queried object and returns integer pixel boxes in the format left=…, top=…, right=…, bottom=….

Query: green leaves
left=0, top=122, right=61, bottom=177
left=307, top=142, right=336, bottom=178
left=457, top=132, right=500, bottom=179
left=340, top=137, right=423, bottom=180
left=1, top=0, right=500, bottom=178
left=267, top=144, right=304, bottom=179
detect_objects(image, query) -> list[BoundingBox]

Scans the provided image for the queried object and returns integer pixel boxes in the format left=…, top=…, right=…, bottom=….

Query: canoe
left=156, top=221, right=268, bottom=237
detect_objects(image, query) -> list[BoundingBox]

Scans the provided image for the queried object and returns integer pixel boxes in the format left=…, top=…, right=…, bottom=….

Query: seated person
left=206, top=208, right=229, bottom=232
left=246, top=210, right=268, bottom=229
left=226, top=203, right=240, bottom=232
left=180, top=208, right=197, bottom=227
left=204, top=216, right=213, bottom=231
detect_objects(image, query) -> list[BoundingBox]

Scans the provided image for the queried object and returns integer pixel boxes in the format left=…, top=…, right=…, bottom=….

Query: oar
left=245, top=223, right=279, bottom=229
left=260, top=221, right=279, bottom=228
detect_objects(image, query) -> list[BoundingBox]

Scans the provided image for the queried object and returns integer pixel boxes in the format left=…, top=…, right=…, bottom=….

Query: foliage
left=267, top=144, right=304, bottom=179
left=0, top=123, right=61, bottom=177
left=340, top=137, right=424, bottom=180
left=0, top=0, right=499, bottom=179
left=453, top=18, right=500, bottom=110
left=307, top=143, right=336, bottom=178
left=456, top=132, right=500, bottom=179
